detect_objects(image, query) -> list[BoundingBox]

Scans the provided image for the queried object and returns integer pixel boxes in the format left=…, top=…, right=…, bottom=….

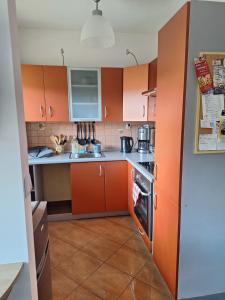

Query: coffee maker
left=137, top=125, right=155, bottom=153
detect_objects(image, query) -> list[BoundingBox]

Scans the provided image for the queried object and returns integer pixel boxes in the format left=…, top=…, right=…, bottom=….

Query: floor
left=48, top=216, right=172, bottom=300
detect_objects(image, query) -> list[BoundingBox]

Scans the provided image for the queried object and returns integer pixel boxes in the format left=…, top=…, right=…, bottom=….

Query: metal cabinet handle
left=48, top=106, right=53, bottom=118
left=40, top=105, right=44, bottom=118
left=131, top=168, right=134, bottom=180
left=104, top=106, right=108, bottom=118
left=154, top=193, right=158, bottom=209
left=154, top=163, right=157, bottom=180
left=99, top=165, right=102, bottom=177
left=41, top=224, right=44, bottom=232
left=143, top=105, right=146, bottom=118
left=138, top=227, right=145, bottom=236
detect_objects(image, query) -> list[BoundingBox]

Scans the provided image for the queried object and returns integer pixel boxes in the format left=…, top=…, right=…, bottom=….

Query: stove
left=138, top=161, right=154, bottom=175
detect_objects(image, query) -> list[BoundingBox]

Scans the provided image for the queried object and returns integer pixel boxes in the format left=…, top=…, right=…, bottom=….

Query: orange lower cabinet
left=104, top=161, right=128, bottom=212
left=71, top=163, right=105, bottom=215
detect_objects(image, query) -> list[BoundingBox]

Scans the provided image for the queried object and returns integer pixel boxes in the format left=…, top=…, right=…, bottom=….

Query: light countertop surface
left=29, top=151, right=154, bottom=181
left=0, top=263, right=23, bottom=300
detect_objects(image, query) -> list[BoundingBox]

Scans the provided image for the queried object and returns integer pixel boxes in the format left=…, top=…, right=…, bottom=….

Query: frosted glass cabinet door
left=68, top=68, right=102, bottom=121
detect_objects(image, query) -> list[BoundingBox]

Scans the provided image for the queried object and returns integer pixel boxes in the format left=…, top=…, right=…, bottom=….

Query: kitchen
left=1, top=1, right=225, bottom=300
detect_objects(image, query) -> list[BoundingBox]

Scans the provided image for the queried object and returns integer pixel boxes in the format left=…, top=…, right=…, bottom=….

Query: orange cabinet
left=21, top=65, right=69, bottom=122
left=153, top=3, right=189, bottom=298
left=101, top=68, right=123, bottom=122
left=123, top=64, right=149, bottom=121
left=71, top=162, right=105, bottom=215
left=21, top=65, right=46, bottom=122
left=105, top=161, right=128, bottom=212
left=71, top=161, right=128, bottom=215
left=147, top=59, right=157, bottom=122
left=43, top=66, right=69, bottom=122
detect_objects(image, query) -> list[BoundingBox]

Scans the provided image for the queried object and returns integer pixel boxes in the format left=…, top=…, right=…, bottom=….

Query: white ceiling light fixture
left=80, top=0, right=115, bottom=48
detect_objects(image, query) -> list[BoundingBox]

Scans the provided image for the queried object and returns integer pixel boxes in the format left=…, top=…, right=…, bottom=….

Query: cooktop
left=138, top=161, right=155, bottom=175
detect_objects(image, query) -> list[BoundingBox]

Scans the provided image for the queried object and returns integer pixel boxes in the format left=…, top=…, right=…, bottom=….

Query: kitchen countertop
left=0, top=263, right=23, bottom=300
left=29, top=151, right=154, bottom=181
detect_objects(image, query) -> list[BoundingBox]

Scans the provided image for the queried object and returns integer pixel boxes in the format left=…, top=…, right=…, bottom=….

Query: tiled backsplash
left=26, top=122, right=151, bottom=151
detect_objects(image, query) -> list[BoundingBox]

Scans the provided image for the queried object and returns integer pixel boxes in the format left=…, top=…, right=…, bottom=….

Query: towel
left=133, top=182, right=141, bottom=207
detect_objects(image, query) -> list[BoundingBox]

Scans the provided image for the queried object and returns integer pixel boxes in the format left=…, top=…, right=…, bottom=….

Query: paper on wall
left=217, top=138, right=225, bottom=150
left=199, top=134, right=217, bottom=151
left=200, top=119, right=215, bottom=129
left=202, top=94, right=224, bottom=120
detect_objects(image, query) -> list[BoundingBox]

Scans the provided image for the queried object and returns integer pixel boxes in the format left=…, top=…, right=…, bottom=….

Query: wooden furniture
left=148, top=59, right=157, bottom=122
left=71, top=162, right=105, bottom=214
left=22, top=65, right=46, bottom=122
left=194, top=52, right=225, bottom=154
left=101, top=68, right=123, bottom=122
left=104, top=161, right=128, bottom=211
left=68, top=68, right=102, bottom=121
left=153, top=3, right=190, bottom=299
left=123, top=64, right=149, bottom=121
left=43, top=66, right=69, bottom=122
left=21, top=65, right=69, bottom=122
left=71, top=161, right=128, bottom=215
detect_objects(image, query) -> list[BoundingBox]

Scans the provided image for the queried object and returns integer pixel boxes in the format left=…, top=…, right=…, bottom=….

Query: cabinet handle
left=48, top=106, right=53, bottom=118
left=131, top=168, right=134, bottom=180
left=40, top=105, right=44, bottom=118
left=99, top=165, right=102, bottom=177
left=41, top=224, right=44, bottom=232
left=154, top=193, right=157, bottom=210
left=104, top=106, right=108, bottom=118
left=154, top=163, right=157, bottom=180
left=138, top=227, right=145, bottom=236
left=143, top=105, right=145, bottom=118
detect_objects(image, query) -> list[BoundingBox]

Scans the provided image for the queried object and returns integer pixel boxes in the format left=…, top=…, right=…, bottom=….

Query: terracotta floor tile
left=49, top=236, right=79, bottom=267
left=65, top=286, right=101, bottom=300
left=151, top=287, right=172, bottom=300
left=135, top=262, right=171, bottom=296
left=118, top=279, right=152, bottom=300
left=106, top=246, right=147, bottom=277
left=51, top=267, right=77, bottom=300
left=73, top=218, right=133, bottom=244
left=48, top=221, right=76, bottom=238
left=61, top=224, right=99, bottom=249
left=108, top=216, right=138, bottom=232
left=81, top=236, right=122, bottom=262
left=57, top=250, right=102, bottom=284
left=82, top=263, right=132, bottom=299
left=125, top=233, right=150, bottom=257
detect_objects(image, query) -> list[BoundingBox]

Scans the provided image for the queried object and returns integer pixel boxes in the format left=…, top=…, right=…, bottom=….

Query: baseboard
left=182, top=293, right=225, bottom=300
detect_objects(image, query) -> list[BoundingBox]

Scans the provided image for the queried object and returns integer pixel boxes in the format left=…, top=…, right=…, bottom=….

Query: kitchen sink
left=69, top=152, right=104, bottom=159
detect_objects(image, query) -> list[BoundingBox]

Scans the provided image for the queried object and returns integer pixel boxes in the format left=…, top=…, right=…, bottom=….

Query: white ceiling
left=16, top=0, right=188, bottom=34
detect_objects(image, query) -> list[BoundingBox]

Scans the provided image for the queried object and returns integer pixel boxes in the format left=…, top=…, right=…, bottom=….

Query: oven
left=134, top=168, right=154, bottom=241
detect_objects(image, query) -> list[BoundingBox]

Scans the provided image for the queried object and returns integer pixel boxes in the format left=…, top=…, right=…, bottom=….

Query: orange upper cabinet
left=153, top=3, right=189, bottom=298
left=21, top=65, right=69, bottom=122
left=147, top=59, right=157, bottom=122
left=21, top=65, right=46, bottom=122
left=101, top=68, right=123, bottom=122
left=71, top=162, right=105, bottom=215
left=43, top=66, right=69, bottom=122
left=104, top=161, right=128, bottom=212
left=123, top=64, right=149, bottom=121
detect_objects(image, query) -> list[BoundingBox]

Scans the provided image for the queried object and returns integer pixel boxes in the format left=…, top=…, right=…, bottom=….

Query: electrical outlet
left=125, top=123, right=131, bottom=129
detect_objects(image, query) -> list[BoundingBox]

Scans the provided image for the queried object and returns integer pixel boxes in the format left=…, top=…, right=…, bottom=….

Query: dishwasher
left=32, top=201, right=52, bottom=300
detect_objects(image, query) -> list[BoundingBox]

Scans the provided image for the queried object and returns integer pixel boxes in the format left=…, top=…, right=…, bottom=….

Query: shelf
left=71, top=84, right=98, bottom=88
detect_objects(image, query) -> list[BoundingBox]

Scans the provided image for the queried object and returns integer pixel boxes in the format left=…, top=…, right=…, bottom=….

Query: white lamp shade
left=81, top=15, right=115, bottom=48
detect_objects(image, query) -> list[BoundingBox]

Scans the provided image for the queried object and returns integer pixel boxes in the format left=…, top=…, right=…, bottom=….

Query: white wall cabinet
left=68, top=68, right=102, bottom=121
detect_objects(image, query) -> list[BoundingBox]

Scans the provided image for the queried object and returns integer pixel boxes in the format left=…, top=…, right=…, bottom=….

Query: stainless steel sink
left=69, top=152, right=104, bottom=159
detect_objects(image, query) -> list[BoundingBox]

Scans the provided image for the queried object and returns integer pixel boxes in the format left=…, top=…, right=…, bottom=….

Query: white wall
left=0, top=0, right=37, bottom=299
left=19, top=28, right=157, bottom=67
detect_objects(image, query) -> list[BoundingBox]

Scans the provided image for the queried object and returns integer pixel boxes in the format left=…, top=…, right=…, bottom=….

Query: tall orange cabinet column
left=153, top=3, right=190, bottom=299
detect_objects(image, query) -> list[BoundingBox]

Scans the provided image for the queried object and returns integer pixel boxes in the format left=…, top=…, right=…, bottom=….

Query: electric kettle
left=120, top=136, right=134, bottom=153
